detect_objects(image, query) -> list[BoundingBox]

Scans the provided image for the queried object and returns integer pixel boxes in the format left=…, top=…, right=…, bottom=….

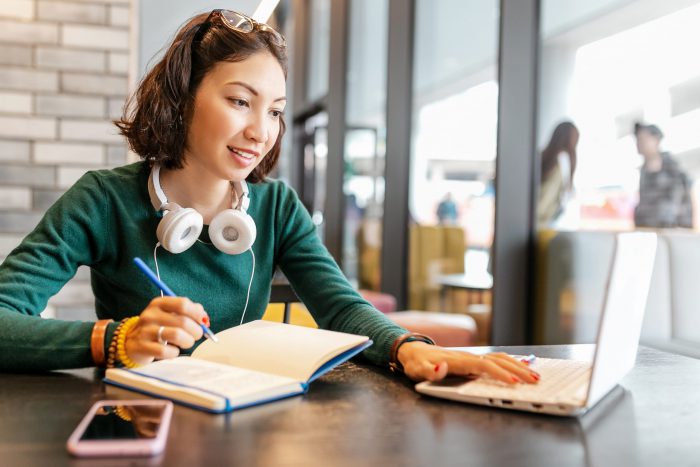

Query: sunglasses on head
left=199, top=9, right=286, bottom=48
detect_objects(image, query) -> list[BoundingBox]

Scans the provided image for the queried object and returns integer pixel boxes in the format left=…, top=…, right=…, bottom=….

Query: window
left=537, top=0, right=700, bottom=355
left=408, top=0, right=499, bottom=322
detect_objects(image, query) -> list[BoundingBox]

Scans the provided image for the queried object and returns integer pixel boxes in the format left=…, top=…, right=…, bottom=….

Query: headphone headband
left=152, top=165, right=167, bottom=210
left=149, top=165, right=249, bottom=213
left=234, top=179, right=250, bottom=211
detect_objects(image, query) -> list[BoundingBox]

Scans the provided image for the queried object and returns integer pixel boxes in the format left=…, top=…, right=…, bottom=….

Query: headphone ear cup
left=157, top=207, right=203, bottom=254
left=209, top=209, right=257, bottom=255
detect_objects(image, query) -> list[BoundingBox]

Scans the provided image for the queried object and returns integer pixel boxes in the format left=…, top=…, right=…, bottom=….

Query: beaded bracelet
left=107, top=316, right=140, bottom=369
left=106, top=319, right=127, bottom=369
left=113, top=405, right=133, bottom=422
left=389, top=332, right=436, bottom=374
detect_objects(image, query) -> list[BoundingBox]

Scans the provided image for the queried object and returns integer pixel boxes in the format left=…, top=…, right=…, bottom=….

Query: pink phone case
left=66, top=399, right=173, bottom=457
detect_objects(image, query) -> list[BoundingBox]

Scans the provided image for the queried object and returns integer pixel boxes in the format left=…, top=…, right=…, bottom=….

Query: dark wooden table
left=1, top=345, right=697, bottom=466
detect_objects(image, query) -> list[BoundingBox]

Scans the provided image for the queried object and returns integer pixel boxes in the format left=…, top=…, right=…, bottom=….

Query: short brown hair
left=115, top=12, right=288, bottom=183
left=634, top=122, right=663, bottom=140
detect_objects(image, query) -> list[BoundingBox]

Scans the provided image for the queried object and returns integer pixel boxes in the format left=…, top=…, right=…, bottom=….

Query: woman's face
left=185, top=51, right=286, bottom=182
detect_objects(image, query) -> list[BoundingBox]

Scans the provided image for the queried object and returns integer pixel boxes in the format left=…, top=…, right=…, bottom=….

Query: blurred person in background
left=633, top=122, right=693, bottom=229
left=436, top=192, right=459, bottom=225
left=536, top=121, right=579, bottom=228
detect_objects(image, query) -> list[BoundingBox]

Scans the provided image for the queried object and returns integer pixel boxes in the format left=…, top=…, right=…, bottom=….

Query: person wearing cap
left=633, top=122, right=693, bottom=228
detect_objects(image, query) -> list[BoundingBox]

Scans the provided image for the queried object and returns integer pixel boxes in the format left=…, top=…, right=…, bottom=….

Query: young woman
left=537, top=121, right=580, bottom=228
left=0, top=10, right=537, bottom=385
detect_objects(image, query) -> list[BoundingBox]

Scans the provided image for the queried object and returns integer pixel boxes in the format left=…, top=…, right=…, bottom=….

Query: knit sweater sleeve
left=272, top=183, right=406, bottom=366
left=0, top=171, right=113, bottom=371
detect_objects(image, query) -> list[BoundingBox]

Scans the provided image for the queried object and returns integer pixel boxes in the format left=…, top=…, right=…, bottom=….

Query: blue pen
left=133, top=257, right=218, bottom=343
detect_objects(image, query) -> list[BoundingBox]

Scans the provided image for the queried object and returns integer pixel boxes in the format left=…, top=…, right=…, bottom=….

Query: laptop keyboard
left=458, top=357, right=592, bottom=403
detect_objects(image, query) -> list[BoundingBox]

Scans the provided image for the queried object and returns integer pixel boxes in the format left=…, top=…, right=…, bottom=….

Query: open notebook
left=105, top=321, right=372, bottom=413
left=416, top=232, right=657, bottom=416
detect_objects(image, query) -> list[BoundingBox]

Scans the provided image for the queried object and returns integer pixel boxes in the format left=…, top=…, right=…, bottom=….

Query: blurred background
left=1, top=0, right=699, bottom=357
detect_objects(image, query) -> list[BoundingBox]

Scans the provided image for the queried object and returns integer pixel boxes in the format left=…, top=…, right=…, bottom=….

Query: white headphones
left=148, top=165, right=256, bottom=255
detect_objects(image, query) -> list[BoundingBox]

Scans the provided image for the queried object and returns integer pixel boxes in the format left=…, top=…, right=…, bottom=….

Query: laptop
left=416, top=232, right=657, bottom=416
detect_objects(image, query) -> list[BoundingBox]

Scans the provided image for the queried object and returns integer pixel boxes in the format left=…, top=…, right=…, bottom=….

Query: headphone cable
left=153, top=241, right=255, bottom=327
left=239, top=248, right=255, bottom=326
left=153, top=242, right=164, bottom=298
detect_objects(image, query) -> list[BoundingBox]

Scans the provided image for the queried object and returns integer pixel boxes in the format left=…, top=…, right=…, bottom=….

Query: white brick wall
left=61, top=72, right=127, bottom=95
left=108, top=51, right=128, bottom=74
left=57, top=166, right=91, bottom=188
left=36, top=47, right=106, bottom=72
left=0, top=19, right=59, bottom=44
left=37, top=1, right=107, bottom=25
left=0, top=0, right=35, bottom=20
left=0, top=67, right=59, bottom=92
left=0, top=234, right=25, bottom=256
left=0, top=0, right=133, bottom=321
left=36, top=94, right=105, bottom=118
left=68, top=0, right=129, bottom=4
left=0, top=140, right=30, bottom=162
left=0, top=91, right=33, bottom=114
left=0, top=44, right=32, bottom=66
left=109, top=5, right=129, bottom=27
left=60, top=119, right=123, bottom=143
left=0, top=115, right=57, bottom=139
left=34, top=142, right=104, bottom=165
left=62, top=24, right=129, bottom=50
left=49, top=279, right=95, bottom=305
left=0, top=164, right=55, bottom=186
left=0, top=187, right=32, bottom=210
left=108, top=96, right=124, bottom=119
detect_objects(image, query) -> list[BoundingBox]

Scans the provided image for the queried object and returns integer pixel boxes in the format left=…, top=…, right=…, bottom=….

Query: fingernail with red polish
left=511, top=376, right=520, bottom=383
left=201, top=316, right=210, bottom=326
left=434, top=364, right=441, bottom=372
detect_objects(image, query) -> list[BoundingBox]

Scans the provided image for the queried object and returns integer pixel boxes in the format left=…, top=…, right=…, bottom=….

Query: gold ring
left=157, top=326, right=168, bottom=346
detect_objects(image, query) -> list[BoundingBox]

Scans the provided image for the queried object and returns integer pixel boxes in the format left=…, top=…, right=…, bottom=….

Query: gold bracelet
left=389, top=332, right=436, bottom=373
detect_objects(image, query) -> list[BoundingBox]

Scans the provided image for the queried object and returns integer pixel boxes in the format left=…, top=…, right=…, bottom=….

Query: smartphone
left=66, top=399, right=173, bottom=457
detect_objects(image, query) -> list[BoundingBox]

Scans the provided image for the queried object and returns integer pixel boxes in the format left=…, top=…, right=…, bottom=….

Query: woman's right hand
left=124, top=297, right=209, bottom=366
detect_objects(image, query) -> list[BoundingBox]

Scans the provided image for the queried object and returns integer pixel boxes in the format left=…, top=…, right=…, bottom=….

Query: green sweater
left=0, top=162, right=406, bottom=371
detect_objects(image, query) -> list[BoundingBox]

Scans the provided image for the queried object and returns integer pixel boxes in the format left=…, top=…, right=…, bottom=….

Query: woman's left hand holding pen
left=123, top=297, right=210, bottom=366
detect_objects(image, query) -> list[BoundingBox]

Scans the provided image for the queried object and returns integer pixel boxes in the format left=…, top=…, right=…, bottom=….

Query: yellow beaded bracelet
left=113, top=405, right=133, bottom=422
left=116, top=316, right=140, bottom=369
left=107, top=316, right=140, bottom=369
